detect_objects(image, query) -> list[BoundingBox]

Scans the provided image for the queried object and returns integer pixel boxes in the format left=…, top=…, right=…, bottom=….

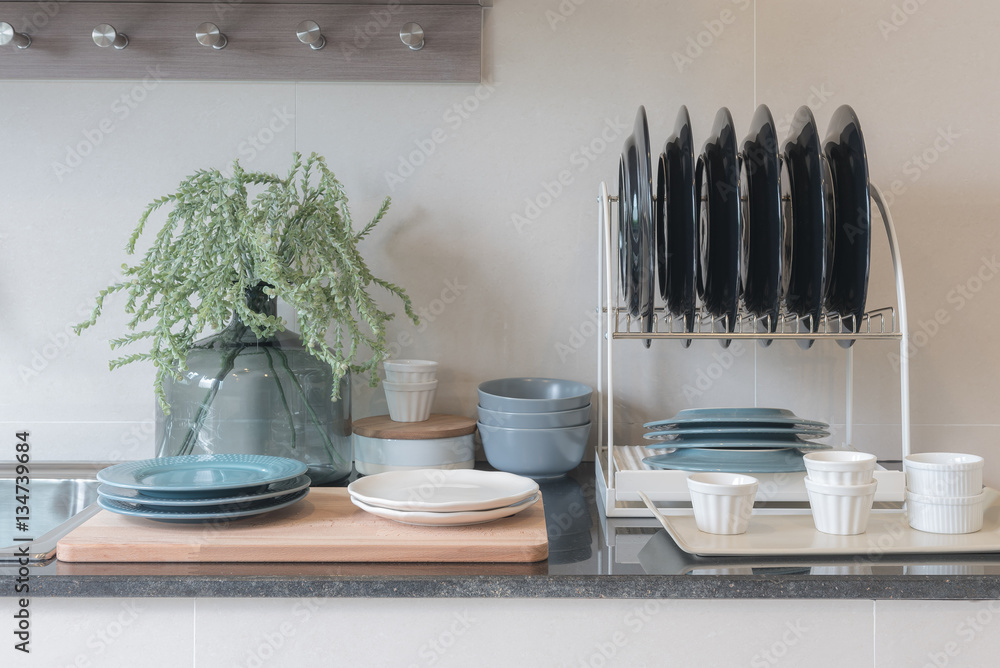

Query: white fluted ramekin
left=804, top=478, right=878, bottom=535
left=383, top=359, right=438, bottom=383
left=686, top=473, right=758, bottom=535
left=383, top=379, right=438, bottom=422
left=905, top=490, right=985, bottom=534
left=903, top=453, right=984, bottom=497
left=803, top=450, right=876, bottom=485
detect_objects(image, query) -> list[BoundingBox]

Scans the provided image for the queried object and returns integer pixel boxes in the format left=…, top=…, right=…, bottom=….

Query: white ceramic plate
left=347, top=469, right=539, bottom=512
left=350, top=493, right=539, bottom=527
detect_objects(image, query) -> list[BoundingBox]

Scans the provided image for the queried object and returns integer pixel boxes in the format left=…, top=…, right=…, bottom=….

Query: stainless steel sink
left=0, top=462, right=111, bottom=562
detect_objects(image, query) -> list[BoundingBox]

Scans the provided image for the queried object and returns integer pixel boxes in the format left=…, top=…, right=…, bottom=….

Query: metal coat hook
left=296, top=20, right=325, bottom=50
left=0, top=22, right=31, bottom=49
left=93, top=24, right=128, bottom=50
left=196, top=22, right=227, bottom=50
left=400, top=22, right=424, bottom=50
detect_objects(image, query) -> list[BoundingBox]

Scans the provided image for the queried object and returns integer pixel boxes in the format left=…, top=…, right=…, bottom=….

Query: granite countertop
left=6, top=464, right=1000, bottom=599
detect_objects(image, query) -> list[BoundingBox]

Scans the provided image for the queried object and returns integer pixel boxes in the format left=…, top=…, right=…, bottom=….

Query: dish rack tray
left=595, top=181, right=910, bottom=517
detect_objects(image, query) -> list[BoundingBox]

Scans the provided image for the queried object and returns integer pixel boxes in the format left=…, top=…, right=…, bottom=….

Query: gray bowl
left=477, top=403, right=591, bottom=429
left=477, top=378, right=593, bottom=414
left=478, top=422, right=591, bottom=479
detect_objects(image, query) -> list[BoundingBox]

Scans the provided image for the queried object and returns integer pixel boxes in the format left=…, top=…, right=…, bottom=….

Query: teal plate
left=643, top=426, right=831, bottom=439
left=97, top=488, right=309, bottom=523
left=97, top=455, right=308, bottom=499
left=645, top=435, right=831, bottom=451
left=644, top=416, right=829, bottom=430
left=97, top=474, right=311, bottom=507
left=673, top=407, right=801, bottom=420
left=645, top=407, right=828, bottom=430
left=643, top=448, right=806, bottom=473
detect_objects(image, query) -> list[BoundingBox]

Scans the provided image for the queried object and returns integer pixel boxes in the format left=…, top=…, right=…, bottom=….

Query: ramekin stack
left=904, top=453, right=985, bottom=534
left=803, top=451, right=878, bottom=535
left=382, top=360, right=438, bottom=422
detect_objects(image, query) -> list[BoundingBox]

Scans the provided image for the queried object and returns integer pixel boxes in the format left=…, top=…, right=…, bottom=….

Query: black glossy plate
left=741, top=105, right=782, bottom=338
left=659, top=106, right=698, bottom=346
left=634, top=106, right=655, bottom=346
left=697, top=107, right=741, bottom=345
left=782, top=106, right=830, bottom=344
left=824, top=104, right=871, bottom=347
left=622, top=134, right=641, bottom=317
left=618, top=154, right=630, bottom=306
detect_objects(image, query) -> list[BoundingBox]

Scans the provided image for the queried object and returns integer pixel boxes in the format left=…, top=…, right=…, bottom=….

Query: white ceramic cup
left=905, top=490, right=986, bottom=534
left=804, top=477, right=878, bottom=535
left=903, top=452, right=984, bottom=497
left=383, top=359, right=438, bottom=383
left=686, top=473, right=758, bottom=535
left=803, top=450, right=877, bottom=485
left=383, top=379, right=438, bottom=422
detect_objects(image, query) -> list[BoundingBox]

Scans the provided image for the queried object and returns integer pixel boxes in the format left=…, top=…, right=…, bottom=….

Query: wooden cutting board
left=57, top=488, right=548, bottom=563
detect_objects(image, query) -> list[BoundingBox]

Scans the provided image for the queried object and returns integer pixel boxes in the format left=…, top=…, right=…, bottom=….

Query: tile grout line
left=872, top=599, right=877, bottom=667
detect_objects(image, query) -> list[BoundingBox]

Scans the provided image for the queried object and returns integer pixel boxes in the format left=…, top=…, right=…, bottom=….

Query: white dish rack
left=595, top=181, right=910, bottom=517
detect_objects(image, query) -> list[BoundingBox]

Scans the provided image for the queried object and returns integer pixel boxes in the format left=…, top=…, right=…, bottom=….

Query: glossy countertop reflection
left=7, top=464, right=1000, bottom=599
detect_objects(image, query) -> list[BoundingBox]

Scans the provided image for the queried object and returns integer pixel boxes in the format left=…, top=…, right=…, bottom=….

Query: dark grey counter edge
left=11, top=574, right=1000, bottom=599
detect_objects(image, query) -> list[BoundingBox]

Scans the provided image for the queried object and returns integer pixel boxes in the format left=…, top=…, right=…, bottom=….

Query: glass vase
left=154, top=286, right=352, bottom=485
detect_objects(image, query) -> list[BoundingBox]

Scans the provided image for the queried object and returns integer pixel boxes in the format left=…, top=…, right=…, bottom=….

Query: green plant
left=75, top=152, right=418, bottom=411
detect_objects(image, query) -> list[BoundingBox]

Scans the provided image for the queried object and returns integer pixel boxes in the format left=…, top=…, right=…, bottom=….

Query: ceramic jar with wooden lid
left=353, top=414, right=477, bottom=475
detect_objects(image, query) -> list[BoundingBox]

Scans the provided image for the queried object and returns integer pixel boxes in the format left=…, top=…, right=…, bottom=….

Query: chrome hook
left=196, top=22, right=227, bottom=50
left=296, top=20, right=325, bottom=50
left=399, top=22, right=424, bottom=51
left=93, top=24, right=128, bottom=50
left=0, top=22, right=31, bottom=49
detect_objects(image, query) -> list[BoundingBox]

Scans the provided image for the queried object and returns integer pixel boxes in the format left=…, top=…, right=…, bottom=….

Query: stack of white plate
left=96, top=455, right=311, bottom=522
left=347, top=469, right=540, bottom=526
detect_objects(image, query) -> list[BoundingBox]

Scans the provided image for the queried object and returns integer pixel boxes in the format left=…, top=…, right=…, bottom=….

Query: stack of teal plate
left=96, top=455, right=310, bottom=523
left=642, top=408, right=832, bottom=473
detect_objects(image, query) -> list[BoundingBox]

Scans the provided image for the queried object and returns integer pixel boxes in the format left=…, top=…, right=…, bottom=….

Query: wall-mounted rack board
left=594, top=181, right=911, bottom=517
left=0, top=1, right=488, bottom=81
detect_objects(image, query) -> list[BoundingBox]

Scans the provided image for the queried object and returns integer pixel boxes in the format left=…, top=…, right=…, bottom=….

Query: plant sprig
left=75, top=152, right=418, bottom=411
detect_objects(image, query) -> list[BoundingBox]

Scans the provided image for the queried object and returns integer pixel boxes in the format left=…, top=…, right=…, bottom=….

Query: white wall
left=2, top=1, right=999, bottom=482
left=8, top=596, right=1000, bottom=668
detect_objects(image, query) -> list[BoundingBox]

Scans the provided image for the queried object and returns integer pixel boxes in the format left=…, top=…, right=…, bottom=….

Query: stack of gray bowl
left=477, top=378, right=593, bottom=480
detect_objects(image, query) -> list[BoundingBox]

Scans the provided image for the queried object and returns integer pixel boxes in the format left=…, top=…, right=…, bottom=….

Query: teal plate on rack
left=645, top=432, right=833, bottom=450
left=644, top=416, right=828, bottom=431
left=645, top=408, right=828, bottom=430
left=644, top=435, right=831, bottom=451
left=97, top=455, right=308, bottom=499
left=643, top=447, right=807, bottom=473
left=97, top=488, right=309, bottom=522
left=642, top=425, right=831, bottom=439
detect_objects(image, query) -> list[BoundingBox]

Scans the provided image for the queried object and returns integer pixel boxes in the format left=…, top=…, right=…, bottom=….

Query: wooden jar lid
left=353, top=414, right=477, bottom=440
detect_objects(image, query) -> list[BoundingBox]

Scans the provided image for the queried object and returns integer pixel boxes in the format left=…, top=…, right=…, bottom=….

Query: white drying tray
left=639, top=488, right=1000, bottom=558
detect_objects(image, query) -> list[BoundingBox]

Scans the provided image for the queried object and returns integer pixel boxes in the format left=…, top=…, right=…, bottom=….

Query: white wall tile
left=876, top=600, right=1000, bottom=668
left=196, top=597, right=873, bottom=668
left=0, top=597, right=193, bottom=668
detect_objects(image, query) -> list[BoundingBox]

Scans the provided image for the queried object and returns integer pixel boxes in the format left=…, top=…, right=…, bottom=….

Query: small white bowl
left=383, top=379, right=438, bottom=422
left=804, top=478, right=878, bottom=535
left=906, top=490, right=985, bottom=534
left=904, top=452, right=984, bottom=497
left=686, top=473, right=758, bottom=535
left=803, top=450, right=877, bottom=485
left=383, top=359, right=438, bottom=383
